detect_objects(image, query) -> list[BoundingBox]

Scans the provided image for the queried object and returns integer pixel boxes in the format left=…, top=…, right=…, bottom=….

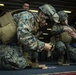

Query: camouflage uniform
left=50, top=24, right=66, bottom=62
left=0, top=45, right=26, bottom=69
left=58, top=10, right=76, bottom=63
left=51, top=23, right=76, bottom=63
left=13, top=4, right=59, bottom=64
left=13, top=11, right=45, bottom=63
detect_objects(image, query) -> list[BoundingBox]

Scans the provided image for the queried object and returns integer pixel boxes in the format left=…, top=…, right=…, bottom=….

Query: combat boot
left=31, top=62, right=46, bottom=69
left=58, top=55, right=64, bottom=65
left=58, top=56, right=69, bottom=65
left=31, top=58, right=46, bottom=69
left=23, top=52, right=47, bottom=68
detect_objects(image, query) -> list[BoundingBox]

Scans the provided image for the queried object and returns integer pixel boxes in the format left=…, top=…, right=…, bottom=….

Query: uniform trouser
left=68, top=44, right=76, bottom=63
left=53, top=41, right=66, bottom=61
left=0, top=45, right=26, bottom=69
left=23, top=47, right=38, bottom=63
left=55, top=41, right=66, bottom=56
left=55, top=41, right=76, bottom=63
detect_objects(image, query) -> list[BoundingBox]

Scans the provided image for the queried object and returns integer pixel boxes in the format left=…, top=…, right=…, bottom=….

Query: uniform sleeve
left=17, top=13, right=45, bottom=51
left=51, top=24, right=64, bottom=35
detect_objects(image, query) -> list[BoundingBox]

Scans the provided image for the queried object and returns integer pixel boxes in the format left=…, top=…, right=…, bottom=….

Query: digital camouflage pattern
left=13, top=11, right=45, bottom=63
left=51, top=24, right=76, bottom=63
left=0, top=45, right=26, bottom=69
left=13, top=11, right=45, bottom=52
left=68, top=44, right=76, bottom=62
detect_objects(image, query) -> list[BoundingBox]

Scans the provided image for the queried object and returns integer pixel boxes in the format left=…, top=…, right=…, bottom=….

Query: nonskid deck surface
left=0, top=62, right=76, bottom=75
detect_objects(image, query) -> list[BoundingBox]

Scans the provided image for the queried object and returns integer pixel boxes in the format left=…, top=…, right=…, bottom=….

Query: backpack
left=0, top=9, right=26, bottom=44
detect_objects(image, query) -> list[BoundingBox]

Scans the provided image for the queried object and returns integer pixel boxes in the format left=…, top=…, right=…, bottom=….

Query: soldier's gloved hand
left=44, top=43, right=53, bottom=51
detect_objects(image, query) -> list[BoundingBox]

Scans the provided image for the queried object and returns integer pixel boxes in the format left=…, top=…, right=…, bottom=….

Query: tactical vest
left=50, top=25, right=76, bottom=44
left=0, top=9, right=27, bottom=44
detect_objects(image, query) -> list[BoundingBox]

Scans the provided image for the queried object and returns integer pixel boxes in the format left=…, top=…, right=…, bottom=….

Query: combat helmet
left=39, top=4, right=59, bottom=23
left=58, top=10, right=68, bottom=22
